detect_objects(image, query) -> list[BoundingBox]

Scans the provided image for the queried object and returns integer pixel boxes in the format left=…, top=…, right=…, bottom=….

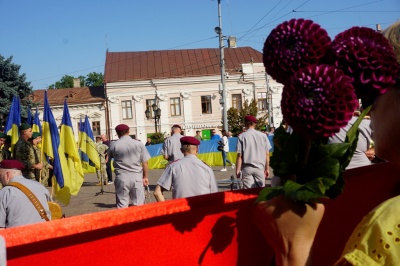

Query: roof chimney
left=228, top=36, right=237, bottom=48
left=73, top=78, right=81, bottom=88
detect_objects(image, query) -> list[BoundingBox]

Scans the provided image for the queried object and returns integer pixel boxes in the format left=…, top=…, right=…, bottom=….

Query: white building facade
left=104, top=47, right=283, bottom=142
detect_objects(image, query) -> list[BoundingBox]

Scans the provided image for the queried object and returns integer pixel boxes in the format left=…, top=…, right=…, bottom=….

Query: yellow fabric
left=335, top=195, right=400, bottom=266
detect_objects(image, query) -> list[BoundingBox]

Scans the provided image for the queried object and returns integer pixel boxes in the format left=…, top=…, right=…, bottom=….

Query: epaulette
left=170, top=159, right=180, bottom=165
left=201, top=160, right=210, bottom=167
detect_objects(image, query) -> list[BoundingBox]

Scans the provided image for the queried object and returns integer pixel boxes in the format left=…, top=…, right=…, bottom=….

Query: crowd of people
left=1, top=18, right=399, bottom=266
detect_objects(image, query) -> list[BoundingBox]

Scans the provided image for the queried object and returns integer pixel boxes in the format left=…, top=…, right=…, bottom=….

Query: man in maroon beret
left=235, top=115, right=272, bottom=188
left=107, top=124, right=151, bottom=208
left=154, top=136, right=218, bottom=201
left=0, top=160, right=51, bottom=228
left=161, top=124, right=184, bottom=163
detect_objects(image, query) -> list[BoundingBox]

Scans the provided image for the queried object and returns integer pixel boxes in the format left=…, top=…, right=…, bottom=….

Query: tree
left=49, top=72, right=104, bottom=89
left=0, top=54, right=33, bottom=125
left=49, top=75, right=75, bottom=89
left=227, top=99, right=268, bottom=136
left=85, top=72, right=104, bottom=87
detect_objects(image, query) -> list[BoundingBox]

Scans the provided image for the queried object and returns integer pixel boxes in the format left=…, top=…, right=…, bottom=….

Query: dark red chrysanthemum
left=332, top=27, right=399, bottom=106
left=263, top=19, right=331, bottom=85
left=281, top=65, right=358, bottom=138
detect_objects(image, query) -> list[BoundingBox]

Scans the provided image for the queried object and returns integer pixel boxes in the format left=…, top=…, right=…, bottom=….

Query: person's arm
left=265, top=152, right=270, bottom=178
left=154, top=185, right=165, bottom=202
left=236, top=154, right=242, bottom=178
left=253, top=196, right=325, bottom=266
left=142, top=161, right=149, bottom=186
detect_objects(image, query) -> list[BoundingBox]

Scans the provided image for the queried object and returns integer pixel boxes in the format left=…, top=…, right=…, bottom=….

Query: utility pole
left=216, top=0, right=228, bottom=132
left=266, top=73, right=272, bottom=131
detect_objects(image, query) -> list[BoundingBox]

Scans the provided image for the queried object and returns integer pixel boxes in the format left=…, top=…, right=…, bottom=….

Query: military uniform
left=13, top=139, right=37, bottom=180
left=96, top=141, right=108, bottom=184
left=0, top=160, right=51, bottom=228
left=108, top=134, right=151, bottom=208
left=161, top=133, right=184, bottom=162
left=0, top=175, right=51, bottom=228
left=157, top=154, right=218, bottom=199
left=236, top=128, right=272, bottom=189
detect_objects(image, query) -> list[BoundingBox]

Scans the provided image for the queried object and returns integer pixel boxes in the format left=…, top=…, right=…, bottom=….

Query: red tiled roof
left=104, top=47, right=263, bottom=83
left=31, top=87, right=105, bottom=106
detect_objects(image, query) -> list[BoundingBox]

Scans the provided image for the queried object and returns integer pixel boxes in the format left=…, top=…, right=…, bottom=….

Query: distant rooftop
left=31, top=86, right=105, bottom=106
left=104, top=47, right=263, bottom=83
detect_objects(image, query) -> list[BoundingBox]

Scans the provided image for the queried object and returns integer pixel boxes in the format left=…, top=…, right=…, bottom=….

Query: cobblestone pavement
left=59, top=165, right=254, bottom=217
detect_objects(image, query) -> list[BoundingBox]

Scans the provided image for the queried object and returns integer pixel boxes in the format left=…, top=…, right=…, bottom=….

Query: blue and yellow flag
left=4, top=96, right=21, bottom=153
left=32, top=107, right=42, bottom=134
left=78, top=117, right=90, bottom=168
left=60, top=100, right=84, bottom=196
left=42, top=91, right=71, bottom=205
left=78, top=115, right=100, bottom=169
left=26, top=106, right=32, bottom=125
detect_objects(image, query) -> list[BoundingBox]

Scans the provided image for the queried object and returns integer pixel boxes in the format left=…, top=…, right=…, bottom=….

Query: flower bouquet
left=257, top=19, right=399, bottom=203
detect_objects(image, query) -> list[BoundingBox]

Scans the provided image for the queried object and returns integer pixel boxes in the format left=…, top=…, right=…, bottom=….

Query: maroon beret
left=244, top=115, right=257, bottom=123
left=0, top=160, right=25, bottom=170
left=115, top=124, right=129, bottom=132
left=180, top=136, right=200, bottom=146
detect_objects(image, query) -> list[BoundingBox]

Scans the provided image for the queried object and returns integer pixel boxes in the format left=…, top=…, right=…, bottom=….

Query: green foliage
left=227, top=99, right=268, bottom=136
left=85, top=72, right=104, bottom=87
left=150, top=132, right=165, bottom=144
left=48, top=72, right=103, bottom=89
left=49, top=75, right=75, bottom=89
left=0, top=54, right=33, bottom=123
left=256, top=107, right=371, bottom=203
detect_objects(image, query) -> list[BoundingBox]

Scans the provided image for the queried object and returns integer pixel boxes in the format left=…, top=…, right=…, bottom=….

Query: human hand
left=143, top=177, right=149, bottom=186
left=34, top=163, right=43, bottom=170
left=365, top=148, right=375, bottom=161
left=264, top=168, right=270, bottom=178
left=252, top=196, right=325, bottom=266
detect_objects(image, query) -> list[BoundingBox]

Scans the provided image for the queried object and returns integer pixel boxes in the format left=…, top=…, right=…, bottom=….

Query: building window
left=121, top=100, right=133, bottom=119
left=92, top=121, right=100, bottom=136
left=146, top=99, right=156, bottom=118
left=232, top=94, right=242, bottom=110
left=201, top=95, right=212, bottom=114
left=257, top=92, right=267, bottom=111
left=170, top=97, right=181, bottom=116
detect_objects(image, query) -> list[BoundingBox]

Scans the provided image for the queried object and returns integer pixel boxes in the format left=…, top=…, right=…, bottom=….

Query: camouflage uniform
left=13, top=139, right=37, bottom=180
left=96, top=142, right=108, bottom=184
left=0, top=144, right=11, bottom=190
left=0, top=148, right=11, bottom=162
left=31, top=145, right=51, bottom=184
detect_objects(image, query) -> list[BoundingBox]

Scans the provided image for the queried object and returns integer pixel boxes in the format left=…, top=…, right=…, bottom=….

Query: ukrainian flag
left=32, top=107, right=42, bottom=134
left=4, top=96, right=21, bottom=154
left=78, top=115, right=100, bottom=169
left=60, top=100, right=84, bottom=196
left=42, top=91, right=71, bottom=205
left=26, top=105, right=32, bottom=125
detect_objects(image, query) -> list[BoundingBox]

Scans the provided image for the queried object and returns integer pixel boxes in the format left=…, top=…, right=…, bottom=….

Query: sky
left=1, top=0, right=399, bottom=91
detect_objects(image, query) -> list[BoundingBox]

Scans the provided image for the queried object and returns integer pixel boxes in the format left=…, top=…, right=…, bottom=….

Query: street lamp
left=145, top=103, right=161, bottom=133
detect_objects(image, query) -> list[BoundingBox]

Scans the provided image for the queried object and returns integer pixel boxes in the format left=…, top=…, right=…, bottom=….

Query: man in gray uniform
left=161, top=124, right=184, bottom=163
left=329, top=114, right=373, bottom=169
left=108, top=124, right=151, bottom=208
left=0, top=160, right=51, bottom=228
left=154, top=136, right=218, bottom=201
left=236, top=115, right=272, bottom=188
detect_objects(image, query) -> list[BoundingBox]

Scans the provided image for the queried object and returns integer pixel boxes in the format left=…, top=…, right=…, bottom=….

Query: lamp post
left=145, top=103, right=161, bottom=133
